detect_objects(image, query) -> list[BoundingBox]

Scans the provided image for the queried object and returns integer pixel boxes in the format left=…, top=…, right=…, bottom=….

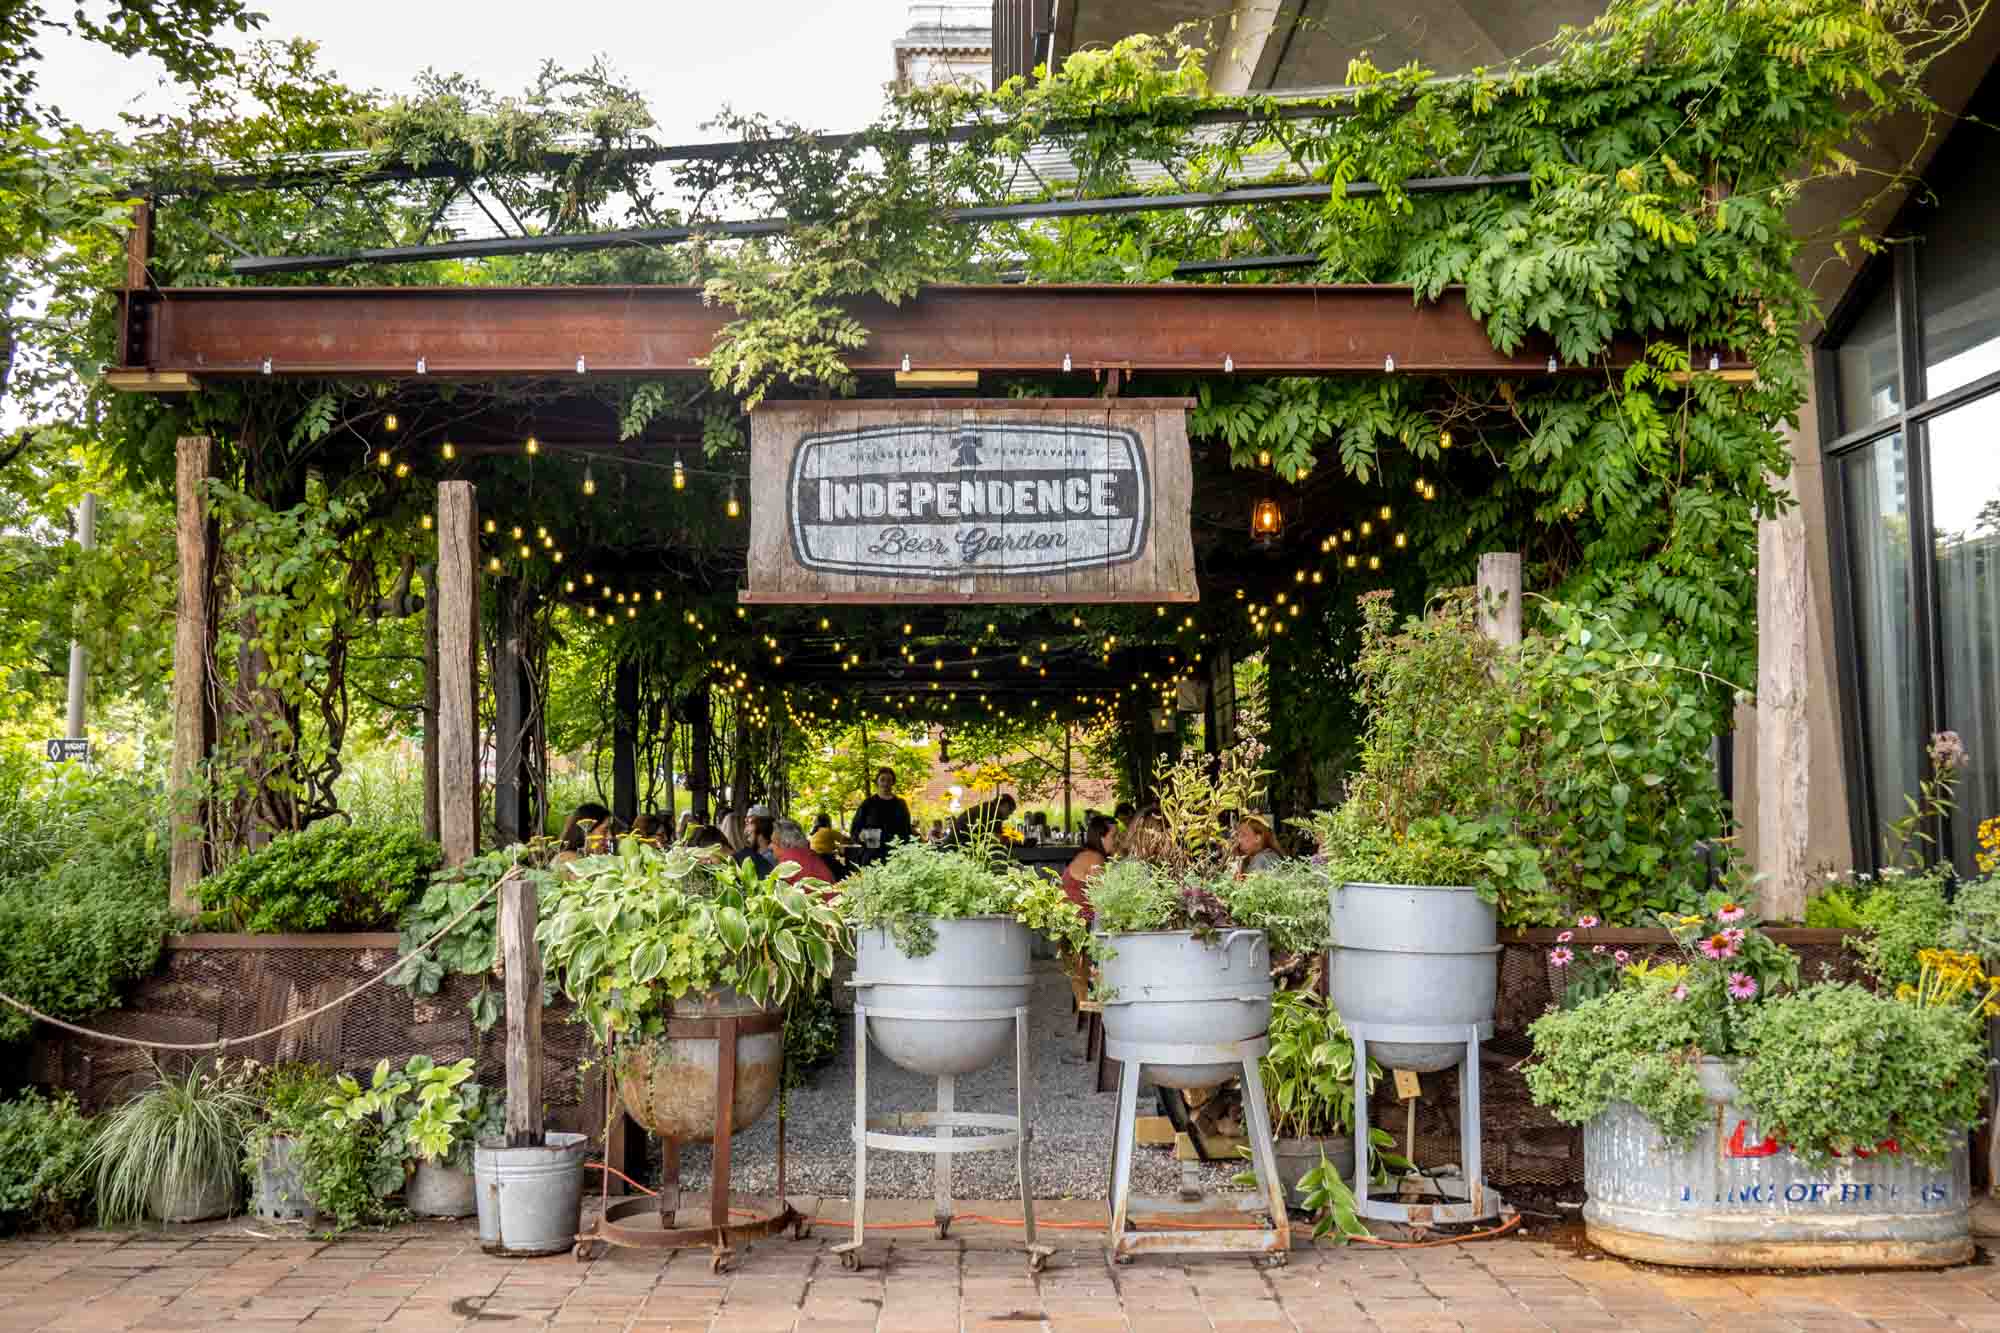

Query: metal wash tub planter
left=1584, top=1060, right=1973, bottom=1269
left=1329, top=881, right=1498, bottom=1072
left=474, top=1133, right=588, bottom=1257
left=838, top=918, right=1049, bottom=1271
left=1096, top=928, right=1274, bottom=1088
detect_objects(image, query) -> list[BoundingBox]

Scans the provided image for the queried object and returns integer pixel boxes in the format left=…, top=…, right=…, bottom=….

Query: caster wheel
left=573, top=1239, right=605, bottom=1263
left=1112, top=1253, right=1135, bottom=1266
left=839, top=1249, right=860, bottom=1271
left=1255, top=1252, right=1288, bottom=1270
left=1027, top=1251, right=1048, bottom=1274
left=935, top=1218, right=951, bottom=1239
left=711, top=1251, right=735, bottom=1275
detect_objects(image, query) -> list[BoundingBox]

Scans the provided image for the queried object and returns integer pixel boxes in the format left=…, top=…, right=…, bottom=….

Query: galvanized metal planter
left=1583, top=1061, right=1973, bottom=1269
left=1097, top=929, right=1273, bottom=1089
left=1330, top=881, right=1497, bottom=1072
left=851, top=917, right=1034, bottom=1077
left=474, top=1132, right=588, bottom=1257
left=1274, top=1134, right=1354, bottom=1213
left=407, top=1160, right=475, bottom=1219
left=613, top=986, right=783, bottom=1141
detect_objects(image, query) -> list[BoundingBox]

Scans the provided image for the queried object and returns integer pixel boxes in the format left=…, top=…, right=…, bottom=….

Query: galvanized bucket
left=1096, top=929, right=1272, bottom=1088
left=251, top=1134, right=309, bottom=1222
left=852, top=917, right=1033, bottom=1076
left=1584, top=1060, right=1973, bottom=1269
left=1274, top=1134, right=1355, bottom=1213
left=474, top=1132, right=588, bottom=1258
left=406, top=1160, right=476, bottom=1218
left=614, top=986, right=782, bottom=1142
left=1329, top=881, right=1497, bottom=1072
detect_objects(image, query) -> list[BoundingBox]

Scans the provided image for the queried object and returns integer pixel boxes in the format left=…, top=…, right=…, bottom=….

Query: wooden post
left=499, top=873, right=544, bottom=1148
left=689, top=687, right=712, bottom=822
left=612, top=657, right=639, bottom=824
left=169, top=437, right=215, bottom=915
left=437, top=482, right=480, bottom=865
left=492, top=579, right=532, bottom=846
left=421, top=563, right=440, bottom=843
left=1476, top=553, right=1523, bottom=648
left=1756, top=490, right=1811, bottom=921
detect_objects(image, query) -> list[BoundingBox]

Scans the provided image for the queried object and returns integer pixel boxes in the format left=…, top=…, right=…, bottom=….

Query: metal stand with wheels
left=1346, top=1020, right=1503, bottom=1226
left=573, top=1010, right=810, bottom=1273
left=1103, top=1035, right=1292, bottom=1267
left=830, top=1001, right=1052, bottom=1273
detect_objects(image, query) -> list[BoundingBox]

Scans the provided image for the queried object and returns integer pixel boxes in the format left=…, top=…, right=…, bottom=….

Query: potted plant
left=1526, top=899, right=1984, bottom=1269
left=841, top=840, right=1090, bottom=1077
left=540, top=838, right=845, bottom=1152
left=243, top=1062, right=336, bottom=1222
left=1256, top=989, right=1377, bottom=1208
left=321, top=1056, right=502, bottom=1219
left=82, top=1058, right=257, bottom=1225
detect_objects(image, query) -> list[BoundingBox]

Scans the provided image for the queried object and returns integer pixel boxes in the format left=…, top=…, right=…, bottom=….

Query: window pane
left=1918, top=80, right=2000, bottom=400
left=1836, top=284, right=1901, bottom=433
left=1927, top=395, right=2000, bottom=872
left=1841, top=434, right=1922, bottom=863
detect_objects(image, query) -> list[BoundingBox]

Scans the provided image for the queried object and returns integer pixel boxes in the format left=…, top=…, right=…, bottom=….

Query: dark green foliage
left=782, top=983, right=839, bottom=1093
left=0, top=1090, right=95, bottom=1233
left=390, top=845, right=535, bottom=1031
left=194, top=823, right=442, bottom=933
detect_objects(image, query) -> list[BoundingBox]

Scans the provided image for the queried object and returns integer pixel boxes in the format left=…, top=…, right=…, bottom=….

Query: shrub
left=1812, top=868, right=1953, bottom=990
left=0, top=1090, right=95, bottom=1234
left=194, top=822, right=442, bottom=933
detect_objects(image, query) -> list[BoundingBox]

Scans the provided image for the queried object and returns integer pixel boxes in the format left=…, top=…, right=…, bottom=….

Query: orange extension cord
left=585, top=1161, right=1523, bottom=1246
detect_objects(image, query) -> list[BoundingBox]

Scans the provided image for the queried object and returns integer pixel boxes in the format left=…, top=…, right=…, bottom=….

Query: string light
left=394, top=461, right=410, bottom=478
left=726, top=483, right=741, bottom=518
left=487, top=556, right=502, bottom=573
left=375, top=449, right=391, bottom=468
left=1439, top=428, right=1453, bottom=450
left=1379, top=505, right=1392, bottom=521
left=673, top=457, right=686, bottom=491
left=484, top=518, right=497, bottom=535
left=421, top=514, right=433, bottom=531
left=582, top=465, right=596, bottom=497
left=525, top=436, right=539, bottom=456
left=441, top=440, right=456, bottom=461
left=384, top=413, right=399, bottom=433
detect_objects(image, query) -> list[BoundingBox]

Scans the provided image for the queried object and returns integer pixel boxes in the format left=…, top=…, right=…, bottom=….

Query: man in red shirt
left=772, top=818, right=838, bottom=894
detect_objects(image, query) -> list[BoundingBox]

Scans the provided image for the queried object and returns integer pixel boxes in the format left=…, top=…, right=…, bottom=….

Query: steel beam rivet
left=1383, top=354, right=1395, bottom=372
left=416, top=356, right=427, bottom=375
left=261, top=356, right=272, bottom=375
left=1061, top=352, right=1071, bottom=373
left=576, top=355, right=587, bottom=374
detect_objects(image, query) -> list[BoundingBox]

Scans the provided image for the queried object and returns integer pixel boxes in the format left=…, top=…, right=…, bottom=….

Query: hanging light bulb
left=672, top=456, right=687, bottom=491
left=441, top=440, right=456, bottom=461
left=1439, top=428, right=1453, bottom=450
left=375, top=449, right=391, bottom=468
left=582, top=465, right=596, bottom=497
left=552, top=550, right=564, bottom=563
left=525, top=436, right=539, bottom=456
left=487, top=556, right=502, bottom=573
left=1394, top=532, right=1407, bottom=549
left=421, top=514, right=433, bottom=531
left=726, top=483, right=741, bottom=519
left=511, top=525, right=523, bottom=540
left=1251, top=498, right=1282, bottom=544
left=1379, top=505, right=1392, bottom=521
left=384, top=413, right=399, bottom=433
left=394, top=461, right=410, bottom=479
left=1257, top=449, right=1271, bottom=467
left=1369, top=554, right=1382, bottom=571
left=519, top=544, right=532, bottom=559
left=1360, top=520, right=1373, bottom=537
left=484, top=518, right=497, bottom=535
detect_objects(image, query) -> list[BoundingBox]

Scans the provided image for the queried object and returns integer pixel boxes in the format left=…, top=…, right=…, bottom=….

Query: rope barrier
left=0, top=871, right=514, bottom=1052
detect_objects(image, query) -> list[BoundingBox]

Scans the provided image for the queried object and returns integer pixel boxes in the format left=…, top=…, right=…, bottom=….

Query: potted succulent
left=321, top=1056, right=503, bottom=1219
left=1526, top=898, right=1984, bottom=1269
left=83, top=1058, right=257, bottom=1225
left=539, top=838, right=846, bottom=1151
left=841, top=840, right=1091, bottom=1077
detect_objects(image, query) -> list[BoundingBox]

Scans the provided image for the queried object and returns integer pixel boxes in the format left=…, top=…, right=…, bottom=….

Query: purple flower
left=1930, top=731, right=1969, bottom=772
left=1556, top=930, right=1574, bottom=943
left=1727, top=973, right=1759, bottom=1001
left=1613, top=949, right=1631, bottom=964
left=1549, top=947, right=1574, bottom=968
left=1699, top=933, right=1739, bottom=960
left=1715, top=903, right=1746, bottom=924
left=1577, top=915, right=1601, bottom=929
left=1723, top=927, right=1746, bottom=947
left=1592, top=944, right=1608, bottom=955
left=1671, top=984, right=1689, bottom=1001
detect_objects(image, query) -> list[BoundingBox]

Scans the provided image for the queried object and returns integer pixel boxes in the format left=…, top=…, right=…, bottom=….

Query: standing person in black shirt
left=850, top=766, right=914, bottom=867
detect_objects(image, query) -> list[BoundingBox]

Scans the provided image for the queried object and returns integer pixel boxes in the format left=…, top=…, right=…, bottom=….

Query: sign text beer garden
left=744, top=400, right=1197, bottom=604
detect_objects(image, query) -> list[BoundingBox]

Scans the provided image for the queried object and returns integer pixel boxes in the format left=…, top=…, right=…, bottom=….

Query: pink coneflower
left=1593, top=944, right=1608, bottom=955
left=1727, top=973, right=1759, bottom=1001
left=1715, top=903, right=1746, bottom=924
left=1724, top=927, right=1746, bottom=948
left=1614, top=949, right=1631, bottom=964
left=1671, top=985, right=1689, bottom=1001
left=1577, top=915, right=1601, bottom=929
left=1699, top=933, right=1740, bottom=960
left=1557, top=930, right=1574, bottom=943
left=1549, top=947, right=1574, bottom=968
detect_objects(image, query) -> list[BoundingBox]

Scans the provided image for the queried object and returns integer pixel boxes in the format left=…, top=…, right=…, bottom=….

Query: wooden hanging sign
left=742, top=399, right=1198, bottom=604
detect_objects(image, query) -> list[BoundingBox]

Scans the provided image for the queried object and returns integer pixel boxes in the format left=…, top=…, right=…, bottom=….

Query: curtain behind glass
left=1841, top=434, right=1922, bottom=864
left=1927, top=398, right=2000, bottom=871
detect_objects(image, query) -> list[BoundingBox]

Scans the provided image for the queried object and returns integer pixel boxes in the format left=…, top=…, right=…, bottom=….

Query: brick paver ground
left=5, top=1198, right=2000, bottom=1332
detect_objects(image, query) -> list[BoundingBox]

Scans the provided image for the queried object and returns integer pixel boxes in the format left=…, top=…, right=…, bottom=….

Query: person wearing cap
left=850, top=766, right=913, bottom=867
left=809, top=826, right=854, bottom=882
left=1232, top=813, right=1284, bottom=877
left=734, top=805, right=776, bottom=878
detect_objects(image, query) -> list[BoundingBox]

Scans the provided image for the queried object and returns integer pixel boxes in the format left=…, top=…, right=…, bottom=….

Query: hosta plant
left=323, top=1056, right=503, bottom=1172
left=538, top=839, right=847, bottom=1041
left=841, top=839, right=1091, bottom=960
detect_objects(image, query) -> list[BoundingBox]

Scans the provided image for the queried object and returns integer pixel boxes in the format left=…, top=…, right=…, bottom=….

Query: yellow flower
left=1677, top=914, right=1704, bottom=926
left=1896, top=983, right=1917, bottom=1002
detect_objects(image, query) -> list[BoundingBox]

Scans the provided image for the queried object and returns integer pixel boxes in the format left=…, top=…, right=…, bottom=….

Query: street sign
left=45, top=737, right=90, bottom=763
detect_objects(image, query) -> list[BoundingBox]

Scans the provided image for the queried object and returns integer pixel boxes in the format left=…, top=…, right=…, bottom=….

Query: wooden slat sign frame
left=743, top=399, right=1197, bottom=604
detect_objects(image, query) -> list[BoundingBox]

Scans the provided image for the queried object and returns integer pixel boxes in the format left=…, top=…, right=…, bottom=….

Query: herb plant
left=194, top=822, right=443, bottom=933
left=0, top=1090, right=95, bottom=1234
left=841, top=839, right=1092, bottom=960
left=538, top=839, right=846, bottom=1041
left=1215, top=861, right=1334, bottom=959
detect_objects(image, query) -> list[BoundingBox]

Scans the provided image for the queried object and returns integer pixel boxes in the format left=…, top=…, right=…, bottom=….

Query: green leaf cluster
left=390, top=845, right=552, bottom=1031
left=1524, top=984, right=1713, bottom=1143
left=841, top=839, right=1079, bottom=958
left=0, top=1090, right=95, bottom=1234
left=80, top=1058, right=257, bottom=1226
left=322, top=1055, right=501, bottom=1172
left=193, top=822, right=443, bottom=933
left=1813, top=868, right=1953, bottom=990
left=1261, top=989, right=1375, bottom=1139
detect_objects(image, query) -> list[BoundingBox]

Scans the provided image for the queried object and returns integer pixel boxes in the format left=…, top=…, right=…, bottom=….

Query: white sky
left=34, top=0, right=920, bottom=144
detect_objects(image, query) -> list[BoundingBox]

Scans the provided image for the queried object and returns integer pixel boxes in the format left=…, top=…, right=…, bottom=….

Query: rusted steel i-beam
left=118, top=284, right=1739, bottom=381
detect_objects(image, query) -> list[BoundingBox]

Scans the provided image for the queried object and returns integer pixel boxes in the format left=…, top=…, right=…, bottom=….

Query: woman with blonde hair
left=1231, top=814, right=1283, bottom=877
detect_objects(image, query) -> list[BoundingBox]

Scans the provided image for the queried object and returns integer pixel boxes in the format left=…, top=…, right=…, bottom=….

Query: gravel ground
left=660, top=962, right=1246, bottom=1202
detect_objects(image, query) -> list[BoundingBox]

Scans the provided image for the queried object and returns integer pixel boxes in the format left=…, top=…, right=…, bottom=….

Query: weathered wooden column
left=492, top=579, right=534, bottom=846
left=611, top=657, right=639, bottom=824
left=1756, top=476, right=1811, bottom=921
left=499, top=870, right=544, bottom=1148
left=1477, top=553, right=1523, bottom=648
left=689, top=686, right=712, bottom=822
left=436, top=482, right=480, bottom=865
left=421, top=562, right=441, bottom=843
left=169, top=436, right=216, bottom=915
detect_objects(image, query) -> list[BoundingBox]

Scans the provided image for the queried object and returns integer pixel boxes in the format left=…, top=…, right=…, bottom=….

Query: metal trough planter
left=613, top=986, right=783, bottom=1141
left=1330, top=881, right=1497, bottom=1072
left=1097, top=929, right=1272, bottom=1089
left=851, top=917, right=1034, bottom=1077
left=1584, top=1060, right=1973, bottom=1269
